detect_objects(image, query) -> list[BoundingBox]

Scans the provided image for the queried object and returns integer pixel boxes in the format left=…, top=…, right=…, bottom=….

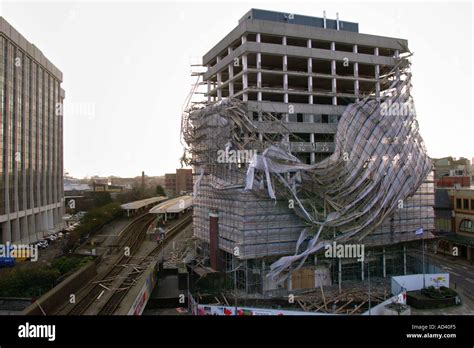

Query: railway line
left=65, top=213, right=156, bottom=315
left=98, top=214, right=192, bottom=315
left=64, top=212, right=192, bottom=315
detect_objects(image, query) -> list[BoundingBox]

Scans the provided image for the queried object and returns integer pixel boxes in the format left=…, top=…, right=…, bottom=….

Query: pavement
left=411, top=252, right=474, bottom=315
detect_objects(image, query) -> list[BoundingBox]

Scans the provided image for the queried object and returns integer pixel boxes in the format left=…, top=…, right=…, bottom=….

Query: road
left=412, top=252, right=474, bottom=314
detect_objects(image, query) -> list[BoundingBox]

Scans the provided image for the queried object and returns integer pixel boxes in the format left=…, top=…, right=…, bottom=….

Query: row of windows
left=209, top=33, right=397, bottom=68
left=455, top=198, right=474, bottom=211
left=0, top=37, right=63, bottom=214
left=459, top=219, right=473, bottom=233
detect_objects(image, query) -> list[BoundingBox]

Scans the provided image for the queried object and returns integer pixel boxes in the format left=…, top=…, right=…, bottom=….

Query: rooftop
left=239, top=8, right=359, bottom=32
left=149, top=195, right=193, bottom=214
left=0, top=16, right=63, bottom=81
left=120, top=196, right=167, bottom=210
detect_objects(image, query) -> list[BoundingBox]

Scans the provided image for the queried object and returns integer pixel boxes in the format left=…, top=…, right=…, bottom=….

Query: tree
left=156, top=184, right=166, bottom=196
left=92, top=192, right=112, bottom=207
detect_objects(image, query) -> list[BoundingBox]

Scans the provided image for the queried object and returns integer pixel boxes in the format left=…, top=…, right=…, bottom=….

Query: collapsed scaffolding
left=181, top=56, right=435, bottom=292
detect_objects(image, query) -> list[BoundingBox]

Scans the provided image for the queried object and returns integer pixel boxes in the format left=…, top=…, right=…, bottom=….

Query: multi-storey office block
left=0, top=17, right=64, bottom=244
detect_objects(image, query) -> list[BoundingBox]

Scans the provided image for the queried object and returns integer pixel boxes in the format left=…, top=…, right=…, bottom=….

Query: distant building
left=433, top=157, right=472, bottom=179
left=437, top=187, right=474, bottom=261
left=436, top=176, right=471, bottom=188
left=64, top=178, right=91, bottom=195
left=0, top=17, right=64, bottom=244
left=91, top=176, right=110, bottom=185
left=165, top=169, right=193, bottom=197
left=434, top=189, right=452, bottom=233
left=434, top=157, right=471, bottom=188
left=92, top=182, right=124, bottom=193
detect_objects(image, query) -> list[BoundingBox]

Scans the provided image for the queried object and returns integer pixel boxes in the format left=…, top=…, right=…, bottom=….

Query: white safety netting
left=181, top=60, right=432, bottom=283
left=244, top=70, right=432, bottom=282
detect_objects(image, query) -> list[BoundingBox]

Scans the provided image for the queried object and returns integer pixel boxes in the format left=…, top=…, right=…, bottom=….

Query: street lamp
left=366, top=251, right=371, bottom=315
left=225, top=263, right=242, bottom=316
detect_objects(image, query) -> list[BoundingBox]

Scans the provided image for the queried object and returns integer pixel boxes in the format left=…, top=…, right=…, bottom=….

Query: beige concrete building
left=438, top=187, right=474, bottom=261
left=0, top=17, right=64, bottom=244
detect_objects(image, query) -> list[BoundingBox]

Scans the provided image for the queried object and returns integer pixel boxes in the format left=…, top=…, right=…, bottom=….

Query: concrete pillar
left=228, top=68, right=234, bottom=97
left=53, top=208, right=58, bottom=226
left=283, top=53, right=288, bottom=103
left=283, top=36, right=289, bottom=143
left=394, top=49, right=400, bottom=80
left=307, top=40, right=315, bottom=163
left=307, top=38, right=313, bottom=93
left=308, top=59, right=313, bottom=92
left=331, top=42, right=337, bottom=105
left=257, top=54, right=262, bottom=88
left=209, top=212, right=219, bottom=271
left=12, top=219, right=20, bottom=243
left=281, top=36, right=288, bottom=103
left=216, top=57, right=222, bottom=100
left=48, top=210, right=54, bottom=230
left=2, top=221, right=11, bottom=243
left=382, top=248, right=386, bottom=278
left=242, top=54, right=248, bottom=102
left=28, top=215, right=35, bottom=242
left=216, top=71, right=222, bottom=100
left=35, top=213, right=42, bottom=238
left=42, top=211, right=48, bottom=231
left=353, top=45, right=359, bottom=102
left=256, top=33, right=262, bottom=101
left=374, top=47, right=380, bottom=100
left=207, top=64, right=211, bottom=102
left=20, top=216, right=28, bottom=243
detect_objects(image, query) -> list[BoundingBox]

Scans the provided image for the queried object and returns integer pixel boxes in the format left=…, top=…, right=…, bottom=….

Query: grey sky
left=1, top=1, right=472, bottom=178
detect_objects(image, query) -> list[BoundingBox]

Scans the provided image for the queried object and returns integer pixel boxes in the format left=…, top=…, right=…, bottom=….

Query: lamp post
left=367, top=251, right=371, bottom=315
left=226, top=263, right=242, bottom=316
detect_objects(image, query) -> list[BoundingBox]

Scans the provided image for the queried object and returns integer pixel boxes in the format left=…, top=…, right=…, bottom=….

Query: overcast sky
left=1, top=1, right=472, bottom=178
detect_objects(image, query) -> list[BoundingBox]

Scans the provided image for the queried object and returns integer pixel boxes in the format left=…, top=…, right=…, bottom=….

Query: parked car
left=44, top=235, right=56, bottom=242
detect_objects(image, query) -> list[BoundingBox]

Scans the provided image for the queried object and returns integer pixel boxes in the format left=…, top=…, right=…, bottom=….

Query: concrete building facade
left=203, top=9, right=406, bottom=164
left=0, top=17, right=64, bottom=244
left=186, top=9, right=434, bottom=293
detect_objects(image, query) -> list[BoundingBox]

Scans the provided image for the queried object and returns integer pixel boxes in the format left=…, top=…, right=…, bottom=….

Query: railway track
left=66, top=213, right=156, bottom=315
left=98, top=214, right=192, bottom=315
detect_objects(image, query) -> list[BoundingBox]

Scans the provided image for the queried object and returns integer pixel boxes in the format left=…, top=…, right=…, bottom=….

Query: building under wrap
left=182, top=9, right=434, bottom=293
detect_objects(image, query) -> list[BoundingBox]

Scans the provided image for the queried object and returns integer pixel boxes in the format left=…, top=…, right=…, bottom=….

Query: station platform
left=120, top=196, right=167, bottom=217
left=148, top=195, right=193, bottom=215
